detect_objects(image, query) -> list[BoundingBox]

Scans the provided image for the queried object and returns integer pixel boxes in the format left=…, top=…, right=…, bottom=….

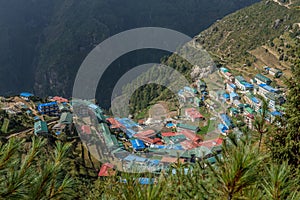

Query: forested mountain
left=0, top=0, right=259, bottom=105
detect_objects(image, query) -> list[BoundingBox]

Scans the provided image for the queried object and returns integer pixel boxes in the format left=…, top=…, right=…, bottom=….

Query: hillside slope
left=196, top=0, right=299, bottom=64
left=128, top=0, right=300, bottom=115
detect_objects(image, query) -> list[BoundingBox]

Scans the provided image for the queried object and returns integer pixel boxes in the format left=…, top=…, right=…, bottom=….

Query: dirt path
left=273, top=0, right=292, bottom=9
left=7, top=120, right=59, bottom=139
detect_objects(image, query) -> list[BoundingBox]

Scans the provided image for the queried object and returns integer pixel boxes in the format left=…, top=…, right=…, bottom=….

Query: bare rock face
left=190, top=65, right=216, bottom=80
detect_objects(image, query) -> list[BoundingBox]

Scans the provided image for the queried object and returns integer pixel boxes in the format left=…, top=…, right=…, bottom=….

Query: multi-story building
left=37, top=102, right=59, bottom=115
left=254, top=74, right=272, bottom=85
left=226, top=82, right=237, bottom=93
left=235, top=76, right=254, bottom=91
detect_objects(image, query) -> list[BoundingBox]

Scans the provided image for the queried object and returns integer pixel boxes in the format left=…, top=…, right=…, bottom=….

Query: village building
left=229, top=92, right=239, bottom=103
left=176, top=123, right=199, bottom=133
left=264, top=92, right=285, bottom=110
left=220, top=114, right=234, bottom=129
left=243, top=92, right=262, bottom=111
left=34, top=120, right=48, bottom=136
left=185, top=108, right=204, bottom=122
left=134, top=129, right=162, bottom=145
left=179, top=130, right=202, bottom=144
left=264, top=66, right=283, bottom=78
left=229, top=107, right=239, bottom=117
left=254, top=83, right=279, bottom=98
left=226, top=82, right=237, bottom=93
left=204, top=99, right=216, bottom=110
left=130, top=139, right=146, bottom=151
left=20, top=92, right=34, bottom=101
left=235, top=76, right=254, bottom=91
left=52, top=96, right=68, bottom=103
left=222, top=93, right=230, bottom=102
left=37, top=102, right=59, bottom=115
left=254, top=74, right=272, bottom=85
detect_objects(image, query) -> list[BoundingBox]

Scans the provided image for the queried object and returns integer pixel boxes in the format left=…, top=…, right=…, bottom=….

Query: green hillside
left=195, top=0, right=300, bottom=66
left=128, top=0, right=300, bottom=115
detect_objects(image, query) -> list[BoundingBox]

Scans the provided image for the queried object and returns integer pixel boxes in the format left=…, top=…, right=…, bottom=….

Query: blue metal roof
left=223, top=93, right=230, bottom=99
left=125, top=129, right=136, bottom=138
left=220, top=114, right=232, bottom=128
left=270, top=111, right=282, bottom=116
left=88, top=104, right=98, bottom=110
left=130, top=139, right=145, bottom=151
left=20, top=92, right=33, bottom=97
left=38, top=102, right=58, bottom=107
left=148, top=159, right=160, bottom=166
left=218, top=123, right=228, bottom=133
left=229, top=83, right=236, bottom=89
left=230, top=92, right=239, bottom=98
left=243, top=82, right=254, bottom=88
left=251, top=97, right=260, bottom=104
left=259, top=84, right=278, bottom=93
left=116, top=118, right=138, bottom=129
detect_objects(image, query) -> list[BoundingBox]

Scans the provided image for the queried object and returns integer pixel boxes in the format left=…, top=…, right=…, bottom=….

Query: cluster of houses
left=219, top=66, right=285, bottom=129
left=11, top=64, right=287, bottom=177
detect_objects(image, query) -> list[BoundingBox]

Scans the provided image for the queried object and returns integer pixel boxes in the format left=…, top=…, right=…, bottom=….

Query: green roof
left=245, top=107, right=255, bottom=114
left=34, top=121, right=48, bottom=135
left=176, top=123, right=199, bottom=132
left=255, top=74, right=272, bottom=84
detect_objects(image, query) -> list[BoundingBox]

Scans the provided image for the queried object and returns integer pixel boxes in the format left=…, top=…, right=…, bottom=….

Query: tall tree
left=269, top=59, right=300, bottom=168
left=0, top=137, right=75, bottom=199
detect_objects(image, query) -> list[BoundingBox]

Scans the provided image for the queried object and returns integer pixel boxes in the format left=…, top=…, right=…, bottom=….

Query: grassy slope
left=196, top=0, right=300, bottom=65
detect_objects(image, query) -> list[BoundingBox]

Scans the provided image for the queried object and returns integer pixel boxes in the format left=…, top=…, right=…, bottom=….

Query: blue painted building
left=220, top=114, right=234, bottom=129
left=37, top=102, right=59, bottom=115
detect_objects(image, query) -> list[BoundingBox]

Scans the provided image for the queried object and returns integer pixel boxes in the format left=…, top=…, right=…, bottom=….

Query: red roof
left=199, top=138, right=223, bottom=148
left=180, top=130, right=202, bottom=143
left=106, top=118, right=123, bottom=129
left=98, top=163, right=115, bottom=177
left=247, top=114, right=254, bottom=119
left=52, top=96, right=68, bottom=103
left=185, top=108, right=204, bottom=120
left=162, top=132, right=177, bottom=137
left=81, top=125, right=91, bottom=134
left=134, top=135, right=162, bottom=144
left=180, top=140, right=198, bottom=150
left=135, top=130, right=156, bottom=138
